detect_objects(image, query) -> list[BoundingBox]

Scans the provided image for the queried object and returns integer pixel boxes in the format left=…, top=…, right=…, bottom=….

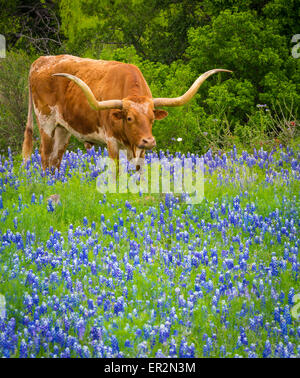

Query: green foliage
left=0, top=51, right=36, bottom=153
left=187, top=9, right=299, bottom=112
left=59, top=0, right=207, bottom=63
left=0, top=0, right=299, bottom=155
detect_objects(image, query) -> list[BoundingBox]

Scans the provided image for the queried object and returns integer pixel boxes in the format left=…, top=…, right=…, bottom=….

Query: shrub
left=0, top=51, right=35, bottom=153
left=186, top=9, right=299, bottom=126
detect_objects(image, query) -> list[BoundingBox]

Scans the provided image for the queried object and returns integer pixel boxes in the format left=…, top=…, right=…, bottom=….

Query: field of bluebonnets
left=0, top=143, right=299, bottom=358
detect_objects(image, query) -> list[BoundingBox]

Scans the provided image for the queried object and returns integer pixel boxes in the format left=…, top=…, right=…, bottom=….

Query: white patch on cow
left=33, top=103, right=108, bottom=144
left=32, top=56, right=56, bottom=73
left=107, top=136, right=118, bottom=145
left=50, top=127, right=70, bottom=162
left=33, top=55, right=108, bottom=74
left=34, top=105, right=56, bottom=137
left=56, top=55, right=105, bottom=65
left=85, top=127, right=107, bottom=144
left=52, top=105, right=105, bottom=143
left=129, top=101, right=150, bottom=115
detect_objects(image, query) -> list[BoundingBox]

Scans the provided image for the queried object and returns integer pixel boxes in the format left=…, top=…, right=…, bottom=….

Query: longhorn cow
left=22, top=54, right=231, bottom=170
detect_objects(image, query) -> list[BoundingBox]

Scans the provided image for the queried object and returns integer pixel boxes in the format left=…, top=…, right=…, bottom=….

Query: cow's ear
left=154, top=109, right=168, bottom=120
left=112, top=110, right=124, bottom=121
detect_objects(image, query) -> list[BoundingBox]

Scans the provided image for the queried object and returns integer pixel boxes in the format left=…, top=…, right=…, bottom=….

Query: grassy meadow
left=0, top=144, right=299, bottom=357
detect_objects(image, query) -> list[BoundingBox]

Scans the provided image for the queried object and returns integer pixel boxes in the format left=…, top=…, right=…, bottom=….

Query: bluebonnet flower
left=125, top=339, right=133, bottom=348
left=19, top=339, right=28, bottom=358
left=111, top=335, right=119, bottom=354
left=47, top=199, right=54, bottom=212
left=31, top=193, right=36, bottom=204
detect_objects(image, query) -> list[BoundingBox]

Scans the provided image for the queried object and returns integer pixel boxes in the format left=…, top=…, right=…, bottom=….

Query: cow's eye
left=127, top=117, right=132, bottom=122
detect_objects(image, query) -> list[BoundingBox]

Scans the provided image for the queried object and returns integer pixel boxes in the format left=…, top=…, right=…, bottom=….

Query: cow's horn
left=153, top=69, right=232, bottom=107
left=53, top=73, right=123, bottom=110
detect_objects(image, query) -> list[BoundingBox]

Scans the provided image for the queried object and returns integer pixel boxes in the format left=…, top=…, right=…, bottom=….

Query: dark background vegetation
left=0, top=0, right=299, bottom=154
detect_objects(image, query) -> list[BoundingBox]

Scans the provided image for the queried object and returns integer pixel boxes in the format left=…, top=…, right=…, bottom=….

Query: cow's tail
left=22, top=80, right=34, bottom=161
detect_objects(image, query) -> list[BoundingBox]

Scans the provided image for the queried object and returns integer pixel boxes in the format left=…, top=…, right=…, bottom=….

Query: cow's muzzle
left=138, top=137, right=156, bottom=150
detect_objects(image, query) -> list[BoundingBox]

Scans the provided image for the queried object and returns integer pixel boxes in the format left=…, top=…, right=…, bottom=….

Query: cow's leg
left=40, top=126, right=70, bottom=171
left=107, top=139, right=120, bottom=182
left=35, top=108, right=56, bottom=171
left=127, top=148, right=145, bottom=171
left=136, top=149, right=145, bottom=171
left=107, top=139, right=119, bottom=160
left=40, top=128, right=54, bottom=171
left=49, top=126, right=71, bottom=170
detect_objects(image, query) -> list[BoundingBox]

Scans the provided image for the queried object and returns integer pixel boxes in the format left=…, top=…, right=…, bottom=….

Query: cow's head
left=53, top=69, right=231, bottom=150
left=110, top=97, right=168, bottom=150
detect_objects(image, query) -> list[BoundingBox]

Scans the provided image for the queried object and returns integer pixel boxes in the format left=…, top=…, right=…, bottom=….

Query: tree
left=186, top=9, right=300, bottom=122
left=0, top=0, right=63, bottom=54
left=59, top=0, right=209, bottom=63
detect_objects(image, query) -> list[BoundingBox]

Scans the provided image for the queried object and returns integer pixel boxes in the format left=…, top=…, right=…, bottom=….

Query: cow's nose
left=141, top=137, right=156, bottom=149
